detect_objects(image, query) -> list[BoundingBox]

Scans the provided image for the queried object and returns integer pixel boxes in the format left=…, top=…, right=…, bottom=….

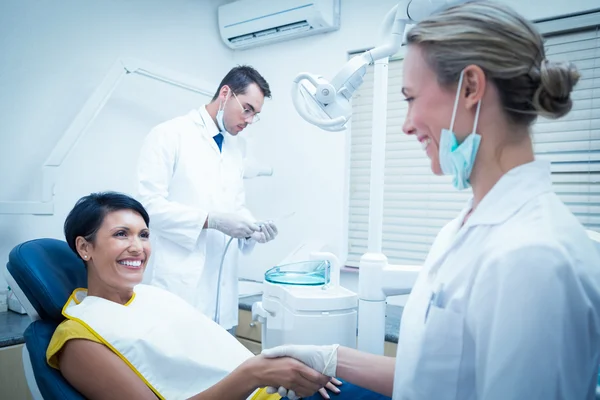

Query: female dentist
left=263, top=1, right=600, bottom=399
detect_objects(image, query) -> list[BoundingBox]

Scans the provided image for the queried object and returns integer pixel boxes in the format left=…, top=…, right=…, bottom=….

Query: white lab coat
left=393, top=160, right=600, bottom=400
left=137, top=106, right=255, bottom=330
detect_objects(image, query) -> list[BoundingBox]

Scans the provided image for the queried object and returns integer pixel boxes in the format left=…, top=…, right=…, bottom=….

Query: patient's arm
left=190, top=355, right=331, bottom=400
left=58, top=338, right=256, bottom=400
left=59, top=338, right=159, bottom=400
left=59, top=339, right=329, bottom=400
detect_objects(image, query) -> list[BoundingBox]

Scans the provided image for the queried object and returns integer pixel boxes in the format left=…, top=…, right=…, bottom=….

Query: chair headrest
left=7, top=238, right=87, bottom=322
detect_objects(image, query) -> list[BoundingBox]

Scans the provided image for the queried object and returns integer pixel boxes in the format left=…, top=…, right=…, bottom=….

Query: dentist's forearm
left=335, top=346, right=396, bottom=397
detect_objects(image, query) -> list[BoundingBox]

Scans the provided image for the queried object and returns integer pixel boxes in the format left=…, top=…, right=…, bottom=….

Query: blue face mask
left=438, top=70, right=482, bottom=190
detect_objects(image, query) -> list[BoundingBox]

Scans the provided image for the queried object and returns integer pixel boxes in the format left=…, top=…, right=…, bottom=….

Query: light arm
left=291, top=0, right=463, bottom=131
left=290, top=0, right=409, bottom=131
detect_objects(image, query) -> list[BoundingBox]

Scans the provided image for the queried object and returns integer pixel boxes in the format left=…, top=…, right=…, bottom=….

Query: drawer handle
left=249, top=322, right=256, bottom=328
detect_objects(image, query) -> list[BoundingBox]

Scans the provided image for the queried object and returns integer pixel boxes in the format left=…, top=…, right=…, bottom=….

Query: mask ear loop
left=450, top=70, right=483, bottom=135
left=219, top=87, right=231, bottom=112
left=471, top=99, right=482, bottom=134
left=449, top=70, right=465, bottom=133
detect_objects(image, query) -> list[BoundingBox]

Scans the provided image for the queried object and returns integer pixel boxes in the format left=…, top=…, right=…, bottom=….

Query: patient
left=46, top=192, right=332, bottom=400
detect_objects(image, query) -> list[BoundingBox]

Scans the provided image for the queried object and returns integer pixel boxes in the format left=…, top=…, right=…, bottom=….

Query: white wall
left=0, top=0, right=233, bottom=288
left=232, top=0, right=600, bottom=282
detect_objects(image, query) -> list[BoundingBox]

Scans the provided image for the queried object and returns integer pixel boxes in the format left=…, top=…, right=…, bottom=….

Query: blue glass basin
left=265, top=260, right=330, bottom=286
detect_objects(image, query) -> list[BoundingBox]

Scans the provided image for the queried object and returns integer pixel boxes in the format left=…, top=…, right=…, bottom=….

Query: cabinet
left=0, top=344, right=33, bottom=400
left=234, top=309, right=398, bottom=357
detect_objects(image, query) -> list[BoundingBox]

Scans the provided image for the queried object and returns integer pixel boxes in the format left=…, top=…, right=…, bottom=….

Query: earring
left=84, top=255, right=88, bottom=259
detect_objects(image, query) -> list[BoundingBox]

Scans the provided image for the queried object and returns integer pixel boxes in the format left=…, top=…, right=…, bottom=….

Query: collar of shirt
left=190, top=105, right=222, bottom=141
left=463, top=160, right=553, bottom=228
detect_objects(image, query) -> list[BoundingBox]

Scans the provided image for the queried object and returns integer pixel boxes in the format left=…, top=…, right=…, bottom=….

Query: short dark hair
left=64, top=192, right=150, bottom=259
left=211, top=65, right=271, bottom=101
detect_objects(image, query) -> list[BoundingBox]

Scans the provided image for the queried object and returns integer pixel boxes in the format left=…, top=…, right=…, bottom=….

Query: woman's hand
left=267, top=377, right=343, bottom=399
left=318, top=378, right=342, bottom=399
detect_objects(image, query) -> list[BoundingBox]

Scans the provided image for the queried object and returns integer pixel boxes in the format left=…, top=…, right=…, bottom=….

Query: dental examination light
left=292, top=0, right=455, bottom=131
left=292, top=0, right=466, bottom=355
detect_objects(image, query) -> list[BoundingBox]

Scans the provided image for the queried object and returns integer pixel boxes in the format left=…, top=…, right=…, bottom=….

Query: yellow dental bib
left=60, top=284, right=274, bottom=400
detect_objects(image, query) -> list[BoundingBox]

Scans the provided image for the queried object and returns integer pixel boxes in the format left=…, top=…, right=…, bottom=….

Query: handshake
left=253, top=344, right=341, bottom=400
left=207, top=212, right=278, bottom=243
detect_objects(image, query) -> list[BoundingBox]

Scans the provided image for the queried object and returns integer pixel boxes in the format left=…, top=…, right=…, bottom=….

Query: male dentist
left=137, top=66, right=278, bottom=334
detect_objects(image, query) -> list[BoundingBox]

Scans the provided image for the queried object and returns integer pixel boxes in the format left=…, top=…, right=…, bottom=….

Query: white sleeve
left=468, top=244, right=588, bottom=399
left=235, top=164, right=257, bottom=255
left=137, top=126, right=208, bottom=251
left=238, top=237, right=257, bottom=255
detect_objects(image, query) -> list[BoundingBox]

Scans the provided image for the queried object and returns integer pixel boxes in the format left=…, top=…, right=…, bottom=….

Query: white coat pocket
left=412, top=304, right=464, bottom=400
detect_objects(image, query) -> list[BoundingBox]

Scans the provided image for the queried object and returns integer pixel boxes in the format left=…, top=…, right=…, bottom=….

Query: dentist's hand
left=248, top=221, right=278, bottom=244
left=207, top=212, right=260, bottom=238
left=262, top=343, right=340, bottom=399
left=262, top=344, right=340, bottom=377
left=242, top=355, right=330, bottom=399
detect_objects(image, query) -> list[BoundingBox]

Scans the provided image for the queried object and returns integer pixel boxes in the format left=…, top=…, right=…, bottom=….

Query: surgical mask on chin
left=438, top=70, right=483, bottom=190
left=216, top=93, right=230, bottom=133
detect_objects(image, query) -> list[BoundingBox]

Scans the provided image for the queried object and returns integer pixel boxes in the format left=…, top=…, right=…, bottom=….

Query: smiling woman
left=45, top=192, right=336, bottom=400
left=63, top=192, right=152, bottom=304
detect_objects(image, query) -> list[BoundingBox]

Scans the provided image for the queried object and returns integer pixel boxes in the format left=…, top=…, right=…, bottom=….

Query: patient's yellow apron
left=62, top=284, right=261, bottom=400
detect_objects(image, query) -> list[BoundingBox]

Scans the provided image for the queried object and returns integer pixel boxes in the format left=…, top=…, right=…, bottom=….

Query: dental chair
left=4, top=238, right=86, bottom=400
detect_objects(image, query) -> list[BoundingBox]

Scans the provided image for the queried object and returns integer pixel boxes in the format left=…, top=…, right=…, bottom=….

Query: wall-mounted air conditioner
left=218, top=0, right=341, bottom=50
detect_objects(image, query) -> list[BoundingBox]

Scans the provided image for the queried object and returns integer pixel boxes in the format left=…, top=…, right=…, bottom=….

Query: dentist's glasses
left=232, top=91, right=260, bottom=124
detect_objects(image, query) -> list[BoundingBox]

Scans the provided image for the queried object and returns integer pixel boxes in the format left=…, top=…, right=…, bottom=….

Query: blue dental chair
left=5, top=238, right=86, bottom=400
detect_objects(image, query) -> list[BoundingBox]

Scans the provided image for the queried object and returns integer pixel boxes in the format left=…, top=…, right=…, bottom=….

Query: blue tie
left=213, top=133, right=224, bottom=152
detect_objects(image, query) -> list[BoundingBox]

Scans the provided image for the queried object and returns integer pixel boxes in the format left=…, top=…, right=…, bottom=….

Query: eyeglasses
left=231, top=91, right=260, bottom=123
